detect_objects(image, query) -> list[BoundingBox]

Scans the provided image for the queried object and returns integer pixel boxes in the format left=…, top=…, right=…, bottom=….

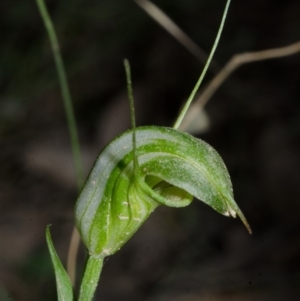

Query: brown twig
left=67, top=227, right=80, bottom=286
left=134, top=0, right=219, bottom=72
left=179, top=41, right=300, bottom=131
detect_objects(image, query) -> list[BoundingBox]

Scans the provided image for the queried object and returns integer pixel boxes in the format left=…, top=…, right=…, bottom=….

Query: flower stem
left=78, top=256, right=104, bottom=301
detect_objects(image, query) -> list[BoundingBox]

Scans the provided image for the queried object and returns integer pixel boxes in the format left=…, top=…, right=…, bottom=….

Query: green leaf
left=46, top=225, right=74, bottom=301
left=75, top=126, right=251, bottom=259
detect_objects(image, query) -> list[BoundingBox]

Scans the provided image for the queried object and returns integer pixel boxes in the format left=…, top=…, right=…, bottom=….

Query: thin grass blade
left=46, top=226, right=74, bottom=301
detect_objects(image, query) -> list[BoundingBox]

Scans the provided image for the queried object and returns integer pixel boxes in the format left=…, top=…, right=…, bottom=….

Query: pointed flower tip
left=238, top=214, right=252, bottom=234
left=224, top=209, right=252, bottom=234
left=244, top=220, right=252, bottom=235
left=227, top=203, right=252, bottom=234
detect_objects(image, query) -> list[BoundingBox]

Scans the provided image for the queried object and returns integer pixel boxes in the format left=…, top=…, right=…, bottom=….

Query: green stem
left=78, top=256, right=104, bottom=301
left=173, top=0, right=232, bottom=130
left=36, top=0, right=84, bottom=189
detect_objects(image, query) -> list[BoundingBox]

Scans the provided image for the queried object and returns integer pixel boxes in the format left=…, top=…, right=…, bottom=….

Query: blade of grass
left=183, top=41, right=300, bottom=130
left=36, top=0, right=84, bottom=286
left=46, top=226, right=74, bottom=301
left=36, top=0, right=84, bottom=189
left=173, top=0, right=231, bottom=130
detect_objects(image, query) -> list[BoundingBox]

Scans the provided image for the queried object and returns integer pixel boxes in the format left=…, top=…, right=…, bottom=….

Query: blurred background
left=1, top=0, right=300, bottom=300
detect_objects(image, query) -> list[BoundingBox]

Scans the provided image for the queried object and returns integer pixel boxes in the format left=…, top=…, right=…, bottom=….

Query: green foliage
left=46, top=226, right=73, bottom=301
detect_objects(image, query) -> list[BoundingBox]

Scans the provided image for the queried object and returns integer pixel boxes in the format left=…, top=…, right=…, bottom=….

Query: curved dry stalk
left=179, top=41, right=300, bottom=131
left=134, top=0, right=219, bottom=72
left=66, top=227, right=81, bottom=286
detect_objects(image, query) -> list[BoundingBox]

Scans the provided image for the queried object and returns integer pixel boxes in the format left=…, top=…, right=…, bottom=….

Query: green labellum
left=75, top=125, right=250, bottom=259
